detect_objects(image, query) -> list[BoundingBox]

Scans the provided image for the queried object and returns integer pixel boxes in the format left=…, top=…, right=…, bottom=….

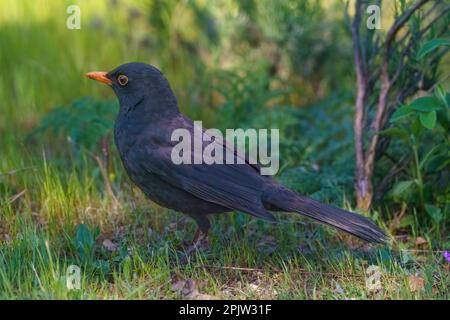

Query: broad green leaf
left=76, top=223, right=94, bottom=246
left=435, top=85, right=448, bottom=108
left=390, top=104, right=414, bottom=122
left=398, top=215, right=415, bottom=228
left=436, top=157, right=450, bottom=171
left=419, top=111, right=436, bottom=129
left=424, top=204, right=442, bottom=224
left=417, top=38, right=450, bottom=59
left=391, top=180, right=415, bottom=197
left=378, top=127, right=409, bottom=141
left=419, top=144, right=441, bottom=170
left=411, top=118, right=423, bottom=136
left=410, top=96, right=442, bottom=112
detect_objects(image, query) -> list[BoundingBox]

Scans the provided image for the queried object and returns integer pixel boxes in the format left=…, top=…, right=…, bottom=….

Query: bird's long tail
left=263, top=188, right=387, bottom=243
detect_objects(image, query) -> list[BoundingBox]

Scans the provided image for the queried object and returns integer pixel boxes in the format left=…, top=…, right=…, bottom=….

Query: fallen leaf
left=1, top=233, right=11, bottom=244
left=333, top=282, right=344, bottom=295
left=102, top=239, right=119, bottom=252
left=171, top=279, right=219, bottom=300
left=182, top=279, right=197, bottom=297
left=415, top=237, right=427, bottom=246
left=248, top=283, right=260, bottom=292
left=408, top=275, right=425, bottom=293
left=171, top=280, right=186, bottom=292
left=8, top=189, right=26, bottom=204
left=246, top=280, right=278, bottom=298
left=171, top=278, right=199, bottom=298
left=113, top=226, right=127, bottom=240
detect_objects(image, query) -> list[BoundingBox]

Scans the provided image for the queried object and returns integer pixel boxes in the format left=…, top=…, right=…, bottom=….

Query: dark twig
left=0, top=166, right=36, bottom=178
left=352, top=0, right=430, bottom=209
left=7, top=190, right=26, bottom=204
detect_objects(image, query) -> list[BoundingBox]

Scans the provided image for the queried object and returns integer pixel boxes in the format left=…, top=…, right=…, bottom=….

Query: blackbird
left=86, top=62, right=387, bottom=244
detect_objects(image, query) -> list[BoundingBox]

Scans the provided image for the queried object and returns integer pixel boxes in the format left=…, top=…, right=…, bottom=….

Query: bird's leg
left=179, top=215, right=210, bottom=263
left=190, top=214, right=210, bottom=249
left=191, top=227, right=209, bottom=249
left=192, top=228, right=201, bottom=244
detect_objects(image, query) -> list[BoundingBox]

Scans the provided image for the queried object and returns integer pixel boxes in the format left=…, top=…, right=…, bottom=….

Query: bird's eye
left=117, top=75, right=128, bottom=86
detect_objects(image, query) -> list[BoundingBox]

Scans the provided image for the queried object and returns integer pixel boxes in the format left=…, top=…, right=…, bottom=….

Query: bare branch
left=385, top=0, right=429, bottom=52
left=352, top=0, right=367, bottom=82
left=397, top=0, right=442, bottom=45
left=351, top=0, right=371, bottom=208
left=369, top=0, right=429, bottom=145
left=388, top=2, right=450, bottom=87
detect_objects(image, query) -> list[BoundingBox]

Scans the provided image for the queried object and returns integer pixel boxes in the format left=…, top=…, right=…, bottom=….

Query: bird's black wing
left=135, top=146, right=276, bottom=222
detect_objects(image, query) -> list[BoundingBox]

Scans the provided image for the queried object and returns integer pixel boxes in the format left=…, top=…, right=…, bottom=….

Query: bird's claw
left=178, top=233, right=210, bottom=264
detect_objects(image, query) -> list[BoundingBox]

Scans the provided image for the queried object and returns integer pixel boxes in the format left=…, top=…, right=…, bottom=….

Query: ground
left=1, top=173, right=448, bottom=299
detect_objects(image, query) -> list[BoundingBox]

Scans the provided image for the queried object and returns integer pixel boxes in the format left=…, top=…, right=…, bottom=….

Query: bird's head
left=86, top=62, right=178, bottom=115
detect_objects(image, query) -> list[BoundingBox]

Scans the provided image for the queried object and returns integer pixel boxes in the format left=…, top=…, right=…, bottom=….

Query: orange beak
left=85, top=71, right=112, bottom=85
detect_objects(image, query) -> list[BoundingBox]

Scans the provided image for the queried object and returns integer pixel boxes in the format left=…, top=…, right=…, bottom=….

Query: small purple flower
left=443, top=251, right=450, bottom=263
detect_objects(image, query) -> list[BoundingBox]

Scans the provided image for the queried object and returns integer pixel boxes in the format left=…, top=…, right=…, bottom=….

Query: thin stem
left=412, top=141, right=424, bottom=210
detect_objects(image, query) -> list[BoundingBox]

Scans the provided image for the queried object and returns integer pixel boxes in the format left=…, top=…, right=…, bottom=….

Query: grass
left=0, top=0, right=448, bottom=300
left=1, top=150, right=448, bottom=299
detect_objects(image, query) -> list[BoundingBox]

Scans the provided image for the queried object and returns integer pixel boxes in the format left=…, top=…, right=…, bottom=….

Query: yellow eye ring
left=117, top=75, right=128, bottom=86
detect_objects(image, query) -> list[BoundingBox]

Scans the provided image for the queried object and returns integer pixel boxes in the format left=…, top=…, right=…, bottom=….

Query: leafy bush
left=71, top=223, right=110, bottom=274
left=278, top=92, right=355, bottom=205
left=211, top=65, right=292, bottom=129
left=385, top=86, right=449, bottom=232
left=30, top=98, right=118, bottom=151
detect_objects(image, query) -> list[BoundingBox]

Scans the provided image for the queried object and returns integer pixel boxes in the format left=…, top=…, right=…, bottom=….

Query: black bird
left=86, top=62, right=387, bottom=244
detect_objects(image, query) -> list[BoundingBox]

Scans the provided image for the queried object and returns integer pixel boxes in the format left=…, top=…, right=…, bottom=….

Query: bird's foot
left=178, top=232, right=210, bottom=264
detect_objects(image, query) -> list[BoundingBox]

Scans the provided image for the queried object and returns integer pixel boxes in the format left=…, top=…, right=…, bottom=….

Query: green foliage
left=71, top=223, right=110, bottom=274
left=278, top=94, right=355, bottom=205
left=74, top=223, right=100, bottom=264
left=390, top=180, right=415, bottom=200
left=257, top=0, right=353, bottom=92
left=417, top=38, right=450, bottom=60
left=212, top=65, right=292, bottom=129
left=378, top=26, right=450, bottom=235
left=391, top=95, right=447, bottom=129
left=30, top=98, right=118, bottom=151
left=386, top=85, right=449, bottom=232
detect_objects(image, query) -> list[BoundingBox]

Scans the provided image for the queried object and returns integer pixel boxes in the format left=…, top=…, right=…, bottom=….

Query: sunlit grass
left=0, top=0, right=152, bottom=131
left=1, top=149, right=448, bottom=299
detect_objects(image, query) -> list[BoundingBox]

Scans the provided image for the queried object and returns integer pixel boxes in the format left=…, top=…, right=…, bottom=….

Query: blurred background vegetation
left=0, top=0, right=449, bottom=299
